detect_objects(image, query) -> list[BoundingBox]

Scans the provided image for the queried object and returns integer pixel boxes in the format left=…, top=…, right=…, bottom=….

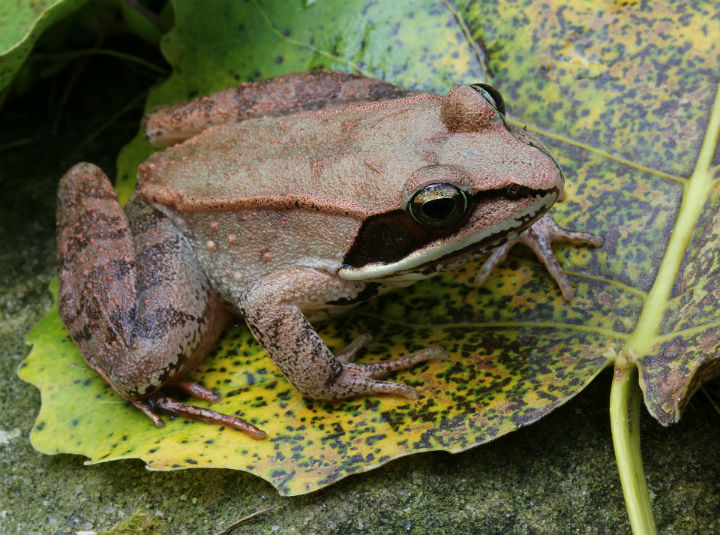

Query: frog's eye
left=468, top=83, right=506, bottom=116
left=407, top=183, right=471, bottom=229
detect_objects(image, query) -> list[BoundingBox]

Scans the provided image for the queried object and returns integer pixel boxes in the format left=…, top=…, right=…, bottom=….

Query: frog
left=56, top=71, right=603, bottom=440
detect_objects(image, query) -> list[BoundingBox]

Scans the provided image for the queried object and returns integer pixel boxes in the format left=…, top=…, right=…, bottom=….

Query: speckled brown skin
left=57, top=164, right=265, bottom=438
left=57, top=72, right=601, bottom=437
left=56, top=73, right=425, bottom=437
left=143, top=71, right=416, bottom=147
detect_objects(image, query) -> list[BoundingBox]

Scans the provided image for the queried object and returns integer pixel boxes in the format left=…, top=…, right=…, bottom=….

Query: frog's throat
left=338, top=193, right=553, bottom=281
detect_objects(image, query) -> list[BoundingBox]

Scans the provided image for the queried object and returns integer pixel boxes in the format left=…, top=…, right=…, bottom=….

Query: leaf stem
left=627, top=81, right=720, bottom=358
left=610, top=353, right=656, bottom=535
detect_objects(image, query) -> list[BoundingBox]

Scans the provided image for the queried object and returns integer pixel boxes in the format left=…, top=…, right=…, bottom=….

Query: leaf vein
left=513, top=118, right=686, bottom=185
left=251, top=0, right=371, bottom=77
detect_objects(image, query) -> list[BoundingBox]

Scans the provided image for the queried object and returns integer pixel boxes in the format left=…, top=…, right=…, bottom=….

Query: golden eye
left=407, top=183, right=471, bottom=229
left=468, top=83, right=506, bottom=115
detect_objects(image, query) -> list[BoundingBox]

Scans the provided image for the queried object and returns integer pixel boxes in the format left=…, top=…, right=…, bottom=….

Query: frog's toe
left=354, top=347, right=447, bottom=378
left=333, top=374, right=420, bottom=399
left=474, top=214, right=603, bottom=300
left=336, top=333, right=373, bottom=362
left=328, top=347, right=446, bottom=399
left=540, top=214, right=605, bottom=247
left=135, top=395, right=267, bottom=440
left=132, top=399, right=166, bottom=427
left=172, top=380, right=221, bottom=403
left=473, top=241, right=514, bottom=288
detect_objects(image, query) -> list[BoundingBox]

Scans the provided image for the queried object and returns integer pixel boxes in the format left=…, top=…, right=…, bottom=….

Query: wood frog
left=56, top=71, right=602, bottom=439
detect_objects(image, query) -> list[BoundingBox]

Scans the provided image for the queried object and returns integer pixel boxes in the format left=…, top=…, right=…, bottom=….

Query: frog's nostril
left=504, top=184, right=529, bottom=200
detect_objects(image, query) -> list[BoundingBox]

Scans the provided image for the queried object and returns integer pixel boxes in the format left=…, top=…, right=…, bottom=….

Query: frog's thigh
left=239, top=267, right=442, bottom=400
left=57, top=163, right=229, bottom=399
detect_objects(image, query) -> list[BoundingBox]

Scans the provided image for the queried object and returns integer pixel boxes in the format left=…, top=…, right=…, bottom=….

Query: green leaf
left=18, top=0, right=720, bottom=497
left=0, top=0, right=87, bottom=94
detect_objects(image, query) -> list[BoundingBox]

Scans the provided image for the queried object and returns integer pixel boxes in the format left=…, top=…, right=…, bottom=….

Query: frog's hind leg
left=141, top=380, right=266, bottom=437
left=57, top=163, right=265, bottom=439
left=133, top=396, right=267, bottom=440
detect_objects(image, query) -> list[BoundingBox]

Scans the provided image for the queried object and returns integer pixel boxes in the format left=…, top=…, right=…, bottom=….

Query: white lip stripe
left=338, top=196, right=551, bottom=281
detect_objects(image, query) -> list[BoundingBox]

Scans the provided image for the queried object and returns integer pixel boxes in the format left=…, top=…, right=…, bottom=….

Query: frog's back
left=139, top=93, right=446, bottom=218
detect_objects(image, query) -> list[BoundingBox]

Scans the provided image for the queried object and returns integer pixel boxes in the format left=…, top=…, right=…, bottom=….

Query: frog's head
left=339, top=83, right=564, bottom=281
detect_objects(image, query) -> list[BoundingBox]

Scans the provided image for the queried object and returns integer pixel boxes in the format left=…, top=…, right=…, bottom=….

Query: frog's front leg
left=57, top=163, right=266, bottom=439
left=474, top=213, right=604, bottom=300
left=239, top=268, right=445, bottom=400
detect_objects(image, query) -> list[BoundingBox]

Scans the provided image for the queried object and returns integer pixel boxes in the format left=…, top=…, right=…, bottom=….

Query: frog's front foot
left=327, top=346, right=447, bottom=399
left=240, top=268, right=448, bottom=401
left=475, top=213, right=604, bottom=300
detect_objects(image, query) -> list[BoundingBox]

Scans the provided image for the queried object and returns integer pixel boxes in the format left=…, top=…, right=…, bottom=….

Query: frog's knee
left=58, top=162, right=116, bottom=206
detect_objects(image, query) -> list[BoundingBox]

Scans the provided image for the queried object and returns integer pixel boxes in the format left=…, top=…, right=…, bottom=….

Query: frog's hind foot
left=133, top=396, right=267, bottom=440
left=474, top=213, right=604, bottom=300
left=172, top=380, right=221, bottom=403
left=331, top=347, right=447, bottom=399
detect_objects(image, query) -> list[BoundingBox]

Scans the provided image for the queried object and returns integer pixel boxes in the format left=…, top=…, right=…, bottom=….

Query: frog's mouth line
left=338, top=187, right=558, bottom=281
